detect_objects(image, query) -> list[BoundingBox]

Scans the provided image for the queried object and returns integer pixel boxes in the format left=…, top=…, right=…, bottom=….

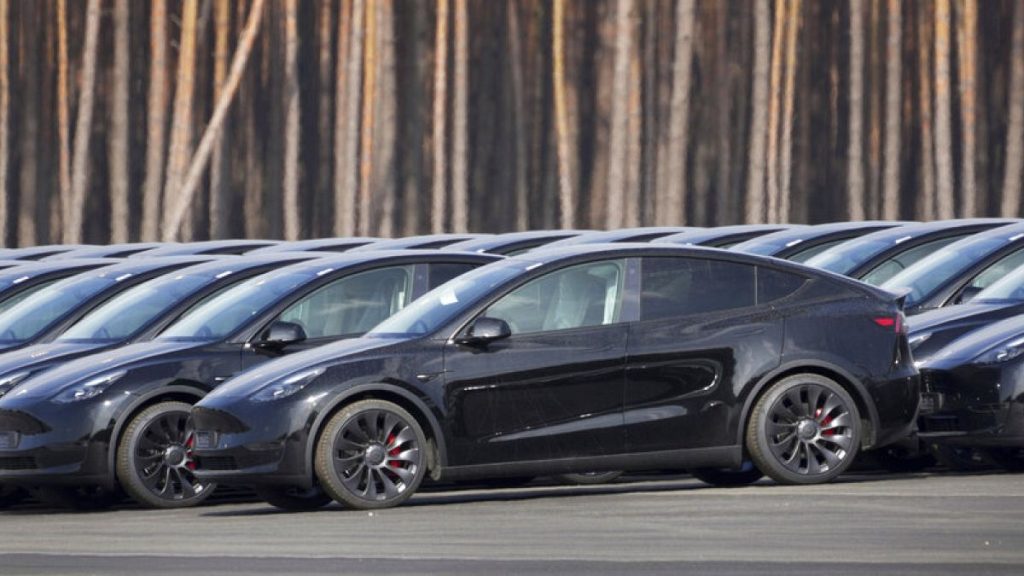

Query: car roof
left=731, top=221, right=910, bottom=256
left=245, top=237, right=379, bottom=254
left=540, top=227, right=697, bottom=248
left=128, top=240, right=279, bottom=258
left=59, top=256, right=222, bottom=281
left=827, top=218, right=1017, bottom=247
left=442, top=230, right=590, bottom=254
left=346, top=233, right=492, bottom=252
left=149, top=252, right=324, bottom=280
left=42, top=242, right=169, bottom=260
left=0, top=258, right=121, bottom=284
left=0, top=244, right=95, bottom=260
left=251, top=249, right=502, bottom=277
left=653, top=224, right=799, bottom=246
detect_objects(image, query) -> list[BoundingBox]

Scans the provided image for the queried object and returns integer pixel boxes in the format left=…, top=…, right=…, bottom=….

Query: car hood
left=0, top=341, right=109, bottom=380
left=2, top=339, right=210, bottom=400
left=918, top=315, right=1024, bottom=369
left=908, top=301, right=1024, bottom=363
left=202, top=335, right=411, bottom=400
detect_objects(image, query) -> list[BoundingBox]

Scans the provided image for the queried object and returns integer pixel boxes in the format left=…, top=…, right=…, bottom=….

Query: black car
left=881, top=221, right=1024, bottom=315
left=916, top=316, right=1024, bottom=471
left=0, top=250, right=499, bottom=509
left=443, top=230, right=588, bottom=255
left=804, top=219, right=1017, bottom=285
left=247, top=238, right=379, bottom=254
left=0, top=253, right=318, bottom=401
left=0, top=259, right=119, bottom=315
left=541, top=227, right=694, bottom=247
left=0, top=256, right=216, bottom=354
left=43, top=242, right=168, bottom=260
left=347, top=233, right=490, bottom=252
left=653, top=224, right=796, bottom=248
left=191, top=243, right=918, bottom=511
left=129, top=239, right=279, bottom=258
left=0, top=245, right=93, bottom=261
left=731, top=221, right=908, bottom=262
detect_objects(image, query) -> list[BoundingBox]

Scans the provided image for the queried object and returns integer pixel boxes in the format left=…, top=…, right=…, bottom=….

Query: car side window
left=757, top=267, right=806, bottom=304
left=968, top=248, right=1024, bottom=291
left=484, top=260, right=625, bottom=334
left=276, top=265, right=414, bottom=339
left=428, top=263, right=480, bottom=289
left=640, top=257, right=755, bottom=321
left=860, top=236, right=963, bottom=286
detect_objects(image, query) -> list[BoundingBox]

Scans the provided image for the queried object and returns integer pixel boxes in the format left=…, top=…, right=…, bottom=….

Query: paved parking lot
left=1, top=471, right=1023, bottom=575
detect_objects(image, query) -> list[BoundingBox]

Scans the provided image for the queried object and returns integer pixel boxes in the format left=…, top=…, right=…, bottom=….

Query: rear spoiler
left=885, top=287, right=912, bottom=311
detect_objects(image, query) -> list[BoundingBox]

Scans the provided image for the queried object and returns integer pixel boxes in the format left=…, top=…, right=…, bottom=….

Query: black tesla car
left=247, top=237, right=378, bottom=254
left=731, top=221, right=907, bottom=262
left=0, top=259, right=119, bottom=315
left=881, top=221, right=1024, bottom=315
left=0, top=250, right=499, bottom=509
left=804, top=219, right=1017, bottom=285
left=43, top=242, right=168, bottom=260
left=0, top=256, right=216, bottom=354
left=0, top=253, right=318, bottom=402
left=652, top=224, right=796, bottom=248
left=191, top=243, right=918, bottom=511
left=916, top=316, right=1024, bottom=471
left=129, top=239, right=279, bottom=258
left=443, top=230, right=587, bottom=255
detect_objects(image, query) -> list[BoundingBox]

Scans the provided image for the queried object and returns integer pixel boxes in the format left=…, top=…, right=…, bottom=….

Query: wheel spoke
left=377, top=469, right=401, bottom=499
left=386, top=462, right=415, bottom=485
left=821, top=412, right=852, bottom=432
left=389, top=447, right=420, bottom=465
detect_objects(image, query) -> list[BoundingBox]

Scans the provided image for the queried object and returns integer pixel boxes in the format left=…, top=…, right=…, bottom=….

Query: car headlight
left=51, top=370, right=127, bottom=404
left=972, top=337, right=1024, bottom=365
left=249, top=367, right=326, bottom=402
left=907, top=332, right=931, bottom=350
left=0, top=371, right=32, bottom=399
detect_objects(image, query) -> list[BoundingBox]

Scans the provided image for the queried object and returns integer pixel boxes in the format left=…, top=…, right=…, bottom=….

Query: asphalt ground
left=1, top=470, right=1022, bottom=575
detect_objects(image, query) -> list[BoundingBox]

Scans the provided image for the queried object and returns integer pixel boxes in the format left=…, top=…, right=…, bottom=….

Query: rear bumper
left=917, top=364, right=1024, bottom=447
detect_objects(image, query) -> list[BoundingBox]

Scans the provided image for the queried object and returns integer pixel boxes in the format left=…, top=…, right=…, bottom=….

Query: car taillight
left=873, top=314, right=905, bottom=334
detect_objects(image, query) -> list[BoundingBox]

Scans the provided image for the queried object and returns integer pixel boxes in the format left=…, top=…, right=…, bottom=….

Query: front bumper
left=191, top=401, right=316, bottom=488
left=917, top=364, right=1024, bottom=447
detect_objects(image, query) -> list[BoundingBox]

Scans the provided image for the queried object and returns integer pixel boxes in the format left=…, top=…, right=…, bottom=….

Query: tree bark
left=847, top=0, right=866, bottom=221
left=56, top=0, right=72, bottom=238
left=163, top=0, right=267, bottom=240
left=606, top=0, right=633, bottom=229
left=315, top=0, right=334, bottom=237
left=0, top=0, right=8, bottom=245
left=882, top=0, right=901, bottom=220
left=14, top=0, right=36, bottom=246
left=933, top=0, right=955, bottom=219
left=108, top=0, right=130, bottom=243
left=282, top=0, right=301, bottom=240
left=918, top=1, right=937, bottom=220
left=65, top=0, right=102, bottom=243
left=431, top=0, right=449, bottom=233
left=662, top=0, right=695, bottom=226
left=1001, top=0, right=1024, bottom=216
left=141, top=0, right=168, bottom=241
left=375, top=0, right=397, bottom=237
left=161, top=0, right=200, bottom=238
left=957, top=0, right=978, bottom=216
left=209, top=0, right=232, bottom=239
left=507, top=1, right=528, bottom=231
left=451, top=0, right=468, bottom=232
left=765, top=0, right=787, bottom=224
left=553, top=0, right=575, bottom=229
left=357, top=0, right=377, bottom=235
left=745, top=0, right=771, bottom=223
left=336, top=0, right=364, bottom=236
left=778, top=0, right=801, bottom=223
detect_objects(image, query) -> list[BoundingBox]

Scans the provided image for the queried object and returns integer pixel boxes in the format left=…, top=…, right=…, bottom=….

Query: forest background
left=0, top=0, right=1022, bottom=245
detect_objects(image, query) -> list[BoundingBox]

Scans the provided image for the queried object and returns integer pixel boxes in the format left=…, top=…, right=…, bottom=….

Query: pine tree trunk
left=779, top=0, right=801, bottom=223
left=450, top=0, right=469, bottom=232
left=882, top=0, right=901, bottom=220
left=375, top=0, right=397, bottom=237
left=553, top=0, right=575, bottom=229
left=109, top=0, right=131, bottom=243
left=606, top=0, right=633, bottom=229
left=282, top=0, right=301, bottom=240
left=918, top=1, right=937, bottom=220
left=209, top=0, right=232, bottom=239
left=161, top=0, right=199, bottom=238
left=508, top=1, right=528, bottom=231
left=163, top=0, right=266, bottom=239
left=1001, top=1, right=1024, bottom=216
left=0, top=0, right=8, bottom=245
left=745, top=0, right=770, bottom=223
left=957, top=0, right=978, bottom=216
left=662, top=0, right=695, bottom=226
left=431, top=0, right=449, bottom=233
left=142, top=0, right=168, bottom=241
left=65, top=0, right=102, bottom=243
left=15, top=1, right=36, bottom=246
left=337, top=0, right=364, bottom=236
left=315, top=0, right=334, bottom=237
left=765, top=0, right=787, bottom=224
left=357, top=0, right=377, bottom=235
left=625, top=53, right=642, bottom=227
left=933, top=0, right=955, bottom=219
left=56, top=0, right=72, bottom=238
left=847, top=0, right=866, bottom=221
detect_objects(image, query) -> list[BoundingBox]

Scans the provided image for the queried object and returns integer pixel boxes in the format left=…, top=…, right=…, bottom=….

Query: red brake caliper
left=815, top=408, right=836, bottom=436
left=386, top=433, right=403, bottom=468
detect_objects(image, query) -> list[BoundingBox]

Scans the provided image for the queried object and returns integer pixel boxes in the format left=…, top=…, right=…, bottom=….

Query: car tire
left=254, top=485, right=333, bottom=511
left=116, top=401, right=216, bottom=509
left=746, top=373, right=861, bottom=485
left=315, top=399, right=427, bottom=510
left=691, top=462, right=764, bottom=487
left=980, top=448, right=1024, bottom=472
left=554, top=471, right=623, bottom=485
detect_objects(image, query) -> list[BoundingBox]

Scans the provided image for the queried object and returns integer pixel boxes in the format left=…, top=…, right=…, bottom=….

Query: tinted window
left=882, top=236, right=1007, bottom=306
left=805, top=239, right=890, bottom=275
left=277, top=265, right=414, bottom=339
left=967, top=248, right=1024, bottom=291
left=789, top=239, right=846, bottom=263
left=859, top=236, right=962, bottom=285
left=0, top=280, right=58, bottom=315
left=428, top=262, right=479, bottom=289
left=486, top=260, right=625, bottom=334
left=0, top=276, right=115, bottom=343
left=640, top=257, right=755, bottom=321
left=757, top=267, right=806, bottom=304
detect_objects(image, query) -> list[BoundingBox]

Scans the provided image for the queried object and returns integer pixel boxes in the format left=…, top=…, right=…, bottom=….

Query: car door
left=442, top=258, right=633, bottom=467
left=624, top=257, right=788, bottom=452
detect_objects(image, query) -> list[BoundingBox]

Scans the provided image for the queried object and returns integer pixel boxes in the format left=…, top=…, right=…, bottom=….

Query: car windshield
left=805, top=239, right=890, bottom=275
left=59, top=273, right=212, bottom=343
left=159, top=271, right=314, bottom=341
left=0, top=276, right=115, bottom=344
left=973, top=265, right=1024, bottom=303
left=0, top=278, right=60, bottom=315
left=881, top=236, right=1007, bottom=306
left=369, top=262, right=529, bottom=337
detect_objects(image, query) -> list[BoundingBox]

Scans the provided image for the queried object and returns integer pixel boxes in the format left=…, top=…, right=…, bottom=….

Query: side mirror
left=254, top=321, right=307, bottom=352
left=455, top=317, right=511, bottom=347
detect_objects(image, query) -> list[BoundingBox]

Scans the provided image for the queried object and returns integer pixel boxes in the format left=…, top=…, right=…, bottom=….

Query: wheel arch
left=305, top=383, right=448, bottom=479
left=737, top=360, right=880, bottom=450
